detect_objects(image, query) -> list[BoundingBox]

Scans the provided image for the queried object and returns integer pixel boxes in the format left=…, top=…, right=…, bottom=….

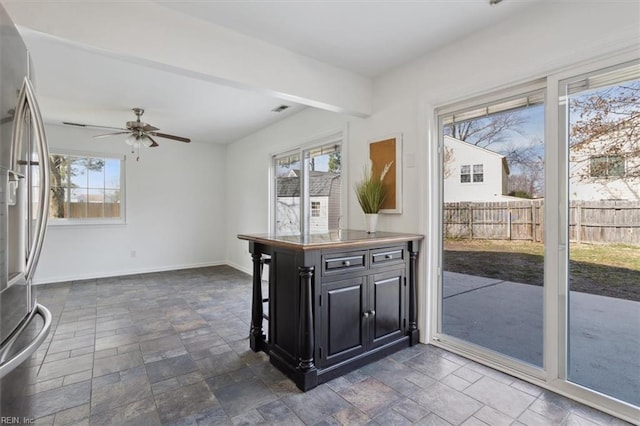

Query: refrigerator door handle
left=0, top=303, right=52, bottom=379
left=11, top=77, right=51, bottom=282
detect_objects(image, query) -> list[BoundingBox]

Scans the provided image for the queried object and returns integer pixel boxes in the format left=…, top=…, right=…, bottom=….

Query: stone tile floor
left=22, top=266, right=631, bottom=425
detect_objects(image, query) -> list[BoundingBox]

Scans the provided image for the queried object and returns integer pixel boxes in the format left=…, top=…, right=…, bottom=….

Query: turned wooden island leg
left=408, top=248, right=419, bottom=345
left=298, top=266, right=316, bottom=372
left=250, top=252, right=265, bottom=352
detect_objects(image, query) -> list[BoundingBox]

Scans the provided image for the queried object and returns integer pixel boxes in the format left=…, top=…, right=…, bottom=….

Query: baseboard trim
left=226, top=262, right=252, bottom=275
left=33, top=260, right=228, bottom=285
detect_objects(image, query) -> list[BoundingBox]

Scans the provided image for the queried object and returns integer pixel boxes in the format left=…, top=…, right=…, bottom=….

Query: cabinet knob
left=370, top=310, right=376, bottom=316
left=385, top=254, right=393, bottom=259
left=362, top=312, right=370, bottom=318
left=343, top=260, right=351, bottom=266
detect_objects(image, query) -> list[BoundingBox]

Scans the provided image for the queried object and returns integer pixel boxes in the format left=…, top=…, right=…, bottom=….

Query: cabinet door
left=320, top=277, right=366, bottom=367
left=369, top=269, right=406, bottom=350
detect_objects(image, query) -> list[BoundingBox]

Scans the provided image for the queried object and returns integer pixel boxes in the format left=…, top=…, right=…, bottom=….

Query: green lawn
left=444, top=240, right=640, bottom=301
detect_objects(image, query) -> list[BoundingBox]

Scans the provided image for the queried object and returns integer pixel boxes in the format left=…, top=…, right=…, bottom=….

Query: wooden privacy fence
left=569, top=200, right=640, bottom=245
left=68, top=202, right=120, bottom=218
left=444, top=200, right=640, bottom=245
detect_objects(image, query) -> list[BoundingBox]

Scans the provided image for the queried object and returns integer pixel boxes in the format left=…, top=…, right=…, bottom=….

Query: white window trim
left=269, top=127, right=347, bottom=235
left=429, top=50, right=640, bottom=423
left=460, top=163, right=484, bottom=183
left=47, top=149, right=126, bottom=226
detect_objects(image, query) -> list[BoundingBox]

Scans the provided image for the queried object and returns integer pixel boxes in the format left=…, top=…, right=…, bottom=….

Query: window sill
left=48, top=219, right=126, bottom=228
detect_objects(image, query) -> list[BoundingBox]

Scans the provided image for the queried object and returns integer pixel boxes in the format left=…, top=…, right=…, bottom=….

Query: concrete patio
left=442, top=271, right=640, bottom=406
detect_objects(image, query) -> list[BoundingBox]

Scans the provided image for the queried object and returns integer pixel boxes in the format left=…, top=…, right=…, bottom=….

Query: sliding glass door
left=434, top=58, right=640, bottom=419
left=561, top=62, right=640, bottom=407
left=438, top=84, right=546, bottom=369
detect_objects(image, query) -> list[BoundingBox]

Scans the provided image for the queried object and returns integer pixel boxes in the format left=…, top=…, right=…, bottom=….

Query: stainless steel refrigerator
left=0, top=2, right=52, bottom=416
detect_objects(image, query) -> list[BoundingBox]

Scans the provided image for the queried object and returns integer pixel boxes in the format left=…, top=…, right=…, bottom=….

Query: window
left=589, top=155, right=625, bottom=178
left=49, top=152, right=124, bottom=222
left=273, top=131, right=343, bottom=234
left=460, top=164, right=483, bottom=183
left=473, top=164, right=484, bottom=182
left=460, top=165, right=471, bottom=182
left=311, top=201, right=321, bottom=217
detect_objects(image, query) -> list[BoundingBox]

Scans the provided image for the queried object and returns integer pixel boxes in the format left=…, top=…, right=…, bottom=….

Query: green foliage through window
left=49, top=153, right=123, bottom=220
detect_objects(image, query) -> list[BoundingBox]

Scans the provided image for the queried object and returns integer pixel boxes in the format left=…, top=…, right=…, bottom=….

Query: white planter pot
left=364, top=213, right=379, bottom=233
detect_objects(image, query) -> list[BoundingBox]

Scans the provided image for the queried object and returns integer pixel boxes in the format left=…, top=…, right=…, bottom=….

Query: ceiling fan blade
left=146, top=136, right=160, bottom=148
left=142, top=124, right=159, bottom=132
left=149, top=132, right=191, bottom=143
left=63, top=121, right=128, bottom=131
left=93, top=131, right=131, bottom=139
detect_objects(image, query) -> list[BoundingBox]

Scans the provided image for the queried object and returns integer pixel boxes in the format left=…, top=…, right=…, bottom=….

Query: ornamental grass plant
left=354, top=161, right=393, bottom=214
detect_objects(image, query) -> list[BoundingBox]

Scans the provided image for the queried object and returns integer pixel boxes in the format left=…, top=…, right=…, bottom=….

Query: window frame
left=472, top=164, right=484, bottom=182
left=310, top=201, right=321, bottom=217
left=589, top=154, right=626, bottom=178
left=47, top=149, right=126, bottom=226
left=460, top=164, right=471, bottom=183
left=460, top=163, right=484, bottom=183
left=270, top=129, right=345, bottom=235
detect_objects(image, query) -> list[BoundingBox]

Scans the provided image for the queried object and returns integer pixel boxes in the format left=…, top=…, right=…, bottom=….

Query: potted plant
left=354, top=160, right=393, bottom=233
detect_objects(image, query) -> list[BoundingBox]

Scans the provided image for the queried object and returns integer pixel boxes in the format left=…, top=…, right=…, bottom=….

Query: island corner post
left=239, top=231, right=423, bottom=391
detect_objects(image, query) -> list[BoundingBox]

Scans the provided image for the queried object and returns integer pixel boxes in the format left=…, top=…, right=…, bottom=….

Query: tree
left=443, top=146, right=454, bottom=179
left=445, top=109, right=545, bottom=198
left=569, top=81, right=640, bottom=181
left=49, top=156, right=106, bottom=218
left=49, top=156, right=67, bottom=218
left=503, top=137, right=545, bottom=198
left=328, top=152, right=341, bottom=174
left=446, top=111, right=528, bottom=149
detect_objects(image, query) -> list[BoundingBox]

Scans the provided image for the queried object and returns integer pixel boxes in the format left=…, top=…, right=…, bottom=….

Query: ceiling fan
left=64, top=107, right=191, bottom=149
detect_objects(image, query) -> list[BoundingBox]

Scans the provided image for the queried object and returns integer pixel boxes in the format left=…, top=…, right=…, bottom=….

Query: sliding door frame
left=428, top=49, right=639, bottom=423
left=432, top=79, right=548, bottom=383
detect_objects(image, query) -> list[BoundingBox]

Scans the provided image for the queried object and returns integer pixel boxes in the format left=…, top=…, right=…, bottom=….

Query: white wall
left=224, top=1, right=640, bottom=332
left=443, top=137, right=507, bottom=202
left=225, top=108, right=353, bottom=272
left=34, top=124, right=227, bottom=283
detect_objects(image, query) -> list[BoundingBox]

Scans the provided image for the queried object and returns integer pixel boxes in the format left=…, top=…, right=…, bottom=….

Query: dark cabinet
left=320, top=276, right=366, bottom=366
left=370, top=268, right=405, bottom=349
left=238, top=230, right=422, bottom=391
left=319, top=267, right=406, bottom=368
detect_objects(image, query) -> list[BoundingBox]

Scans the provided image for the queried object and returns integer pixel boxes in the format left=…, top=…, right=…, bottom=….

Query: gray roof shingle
left=277, top=171, right=340, bottom=197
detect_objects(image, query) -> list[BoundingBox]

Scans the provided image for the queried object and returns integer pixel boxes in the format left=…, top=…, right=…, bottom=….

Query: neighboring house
left=443, top=136, right=517, bottom=202
left=276, top=170, right=341, bottom=233
left=569, top=137, right=640, bottom=201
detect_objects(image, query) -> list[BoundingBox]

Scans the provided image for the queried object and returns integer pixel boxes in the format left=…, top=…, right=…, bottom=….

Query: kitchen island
left=237, top=230, right=423, bottom=391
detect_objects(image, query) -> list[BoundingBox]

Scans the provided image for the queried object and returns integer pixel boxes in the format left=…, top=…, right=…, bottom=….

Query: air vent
left=271, top=105, right=290, bottom=113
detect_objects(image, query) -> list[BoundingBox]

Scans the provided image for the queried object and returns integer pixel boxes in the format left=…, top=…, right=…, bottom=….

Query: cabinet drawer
left=323, top=251, right=367, bottom=275
left=371, top=247, right=404, bottom=266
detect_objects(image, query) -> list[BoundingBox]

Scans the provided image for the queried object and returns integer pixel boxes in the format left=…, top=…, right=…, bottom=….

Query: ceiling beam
left=4, top=0, right=372, bottom=118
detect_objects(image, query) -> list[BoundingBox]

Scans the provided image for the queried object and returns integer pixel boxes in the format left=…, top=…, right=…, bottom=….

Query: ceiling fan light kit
left=63, top=107, right=191, bottom=160
left=125, top=133, right=154, bottom=148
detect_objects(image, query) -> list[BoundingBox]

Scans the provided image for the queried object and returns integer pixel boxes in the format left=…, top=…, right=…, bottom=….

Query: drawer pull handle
left=343, top=260, right=351, bottom=266
left=385, top=254, right=393, bottom=259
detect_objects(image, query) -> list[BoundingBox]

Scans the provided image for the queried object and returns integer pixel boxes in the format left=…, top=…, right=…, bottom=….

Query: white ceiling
left=154, top=0, right=539, bottom=78
left=7, top=0, right=544, bottom=145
